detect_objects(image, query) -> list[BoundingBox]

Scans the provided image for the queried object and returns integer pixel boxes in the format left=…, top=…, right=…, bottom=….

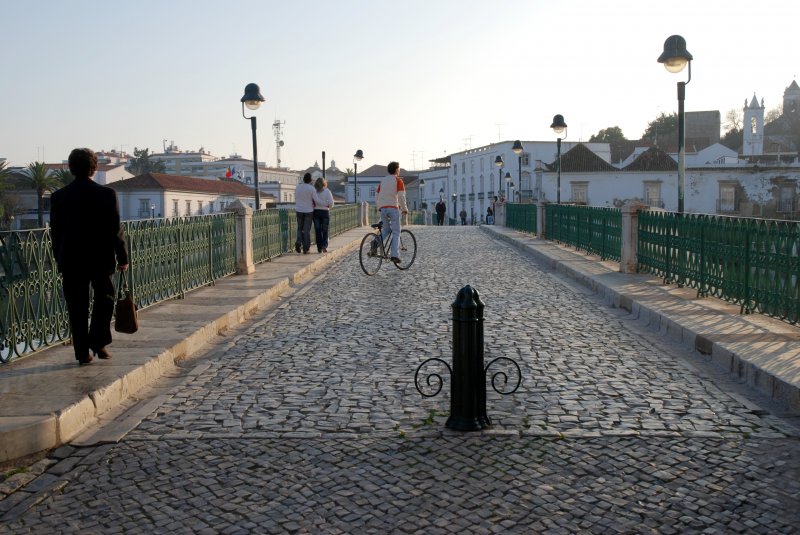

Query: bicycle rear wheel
left=359, top=232, right=383, bottom=275
left=393, top=229, right=417, bottom=270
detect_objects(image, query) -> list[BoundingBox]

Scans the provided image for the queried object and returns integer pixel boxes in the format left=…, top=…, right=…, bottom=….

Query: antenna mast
left=273, top=120, right=286, bottom=168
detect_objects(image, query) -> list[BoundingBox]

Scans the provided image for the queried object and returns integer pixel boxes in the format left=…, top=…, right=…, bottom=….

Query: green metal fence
left=506, top=204, right=537, bottom=234
left=545, top=204, right=622, bottom=261
left=0, top=229, right=69, bottom=363
left=638, top=211, right=800, bottom=324
left=253, top=205, right=360, bottom=263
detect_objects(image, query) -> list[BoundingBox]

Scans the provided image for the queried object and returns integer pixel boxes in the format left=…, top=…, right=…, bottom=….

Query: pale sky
left=2, top=0, right=798, bottom=171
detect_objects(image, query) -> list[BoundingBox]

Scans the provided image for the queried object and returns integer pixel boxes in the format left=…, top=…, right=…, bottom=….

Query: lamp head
left=512, top=140, right=523, bottom=155
left=505, top=172, right=512, bottom=182
left=494, top=155, right=504, bottom=167
left=452, top=193, right=456, bottom=200
left=419, top=178, right=426, bottom=185
left=353, top=149, right=364, bottom=161
left=241, top=83, right=265, bottom=110
left=550, top=114, right=567, bottom=135
left=657, top=35, right=692, bottom=73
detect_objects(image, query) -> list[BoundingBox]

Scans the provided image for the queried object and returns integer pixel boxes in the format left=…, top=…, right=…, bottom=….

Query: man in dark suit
left=50, top=148, right=129, bottom=365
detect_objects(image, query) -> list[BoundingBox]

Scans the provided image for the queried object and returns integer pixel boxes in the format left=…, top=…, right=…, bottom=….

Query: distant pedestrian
left=486, top=206, right=494, bottom=225
left=312, top=177, right=334, bottom=253
left=295, top=173, right=316, bottom=254
left=459, top=208, right=467, bottom=226
left=50, top=148, right=129, bottom=365
left=435, top=199, right=446, bottom=225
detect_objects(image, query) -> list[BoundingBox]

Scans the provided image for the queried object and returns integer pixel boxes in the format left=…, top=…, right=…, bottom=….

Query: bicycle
left=358, top=220, right=417, bottom=275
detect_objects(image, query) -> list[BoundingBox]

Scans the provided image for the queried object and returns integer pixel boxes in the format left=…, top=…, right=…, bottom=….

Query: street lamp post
left=512, top=140, right=523, bottom=199
left=494, top=155, right=504, bottom=200
left=418, top=178, right=426, bottom=211
left=505, top=172, right=513, bottom=201
left=241, top=83, right=266, bottom=209
left=658, top=35, right=693, bottom=214
left=550, top=114, right=568, bottom=204
left=452, top=193, right=457, bottom=226
left=353, top=149, right=364, bottom=203
left=150, top=203, right=155, bottom=219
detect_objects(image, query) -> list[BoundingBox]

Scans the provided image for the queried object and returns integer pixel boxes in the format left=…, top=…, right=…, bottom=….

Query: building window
left=778, top=183, right=796, bottom=212
left=172, top=200, right=179, bottom=217
left=643, top=182, right=663, bottom=208
left=480, top=158, right=484, bottom=171
left=571, top=183, right=588, bottom=204
left=209, top=202, right=214, bottom=213
left=185, top=200, right=192, bottom=216
left=138, top=199, right=150, bottom=219
left=461, top=162, right=465, bottom=175
left=454, top=164, right=458, bottom=176
left=750, top=116, right=758, bottom=135
left=198, top=200, right=204, bottom=214
left=521, top=153, right=530, bottom=166
left=369, top=187, right=376, bottom=198
left=718, top=183, right=737, bottom=213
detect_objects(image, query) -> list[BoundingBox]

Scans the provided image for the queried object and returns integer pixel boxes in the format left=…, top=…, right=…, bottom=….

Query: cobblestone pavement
left=2, top=227, right=799, bottom=534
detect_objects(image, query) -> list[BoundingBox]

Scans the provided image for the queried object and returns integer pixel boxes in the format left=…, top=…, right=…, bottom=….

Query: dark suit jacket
left=50, top=178, right=128, bottom=275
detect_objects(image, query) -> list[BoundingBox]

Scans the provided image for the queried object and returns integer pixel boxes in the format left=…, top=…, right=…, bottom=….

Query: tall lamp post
left=550, top=114, right=568, bottom=204
left=494, top=155, right=504, bottom=200
left=452, top=193, right=457, bottom=225
left=418, top=178, right=426, bottom=210
left=241, top=83, right=266, bottom=209
left=353, top=149, right=364, bottom=203
left=150, top=203, right=155, bottom=219
left=505, top=172, right=513, bottom=201
left=512, top=140, right=523, bottom=199
left=658, top=35, right=693, bottom=214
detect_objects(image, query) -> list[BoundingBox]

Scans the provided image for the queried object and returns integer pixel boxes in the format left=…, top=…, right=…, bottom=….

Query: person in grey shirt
left=295, top=173, right=316, bottom=254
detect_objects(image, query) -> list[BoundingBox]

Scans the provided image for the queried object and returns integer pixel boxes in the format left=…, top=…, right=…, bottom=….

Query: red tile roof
left=108, top=173, right=257, bottom=196
left=622, top=147, right=678, bottom=172
left=548, top=143, right=617, bottom=172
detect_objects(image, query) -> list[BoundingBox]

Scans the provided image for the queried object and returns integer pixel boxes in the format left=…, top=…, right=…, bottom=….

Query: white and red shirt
left=375, top=175, right=408, bottom=212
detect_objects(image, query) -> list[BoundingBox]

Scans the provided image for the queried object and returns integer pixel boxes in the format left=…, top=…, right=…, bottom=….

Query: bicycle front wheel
left=359, top=232, right=383, bottom=275
left=393, top=229, right=417, bottom=270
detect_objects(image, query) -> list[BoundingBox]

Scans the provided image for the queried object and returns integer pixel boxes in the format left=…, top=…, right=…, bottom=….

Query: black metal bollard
left=446, top=285, right=490, bottom=431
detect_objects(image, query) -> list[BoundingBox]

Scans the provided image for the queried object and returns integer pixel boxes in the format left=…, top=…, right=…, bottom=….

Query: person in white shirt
left=312, top=177, right=334, bottom=253
left=295, top=173, right=316, bottom=254
left=374, top=161, right=408, bottom=263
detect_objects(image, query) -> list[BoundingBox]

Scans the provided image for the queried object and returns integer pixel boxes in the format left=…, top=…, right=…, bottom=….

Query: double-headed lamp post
left=353, top=149, right=364, bottom=203
left=241, top=83, right=266, bottom=209
left=512, top=140, right=523, bottom=199
left=494, top=155, right=504, bottom=200
left=658, top=35, right=693, bottom=214
left=550, top=114, right=568, bottom=204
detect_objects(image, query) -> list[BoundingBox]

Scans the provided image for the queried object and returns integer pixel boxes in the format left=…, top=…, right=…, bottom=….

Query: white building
left=108, top=173, right=260, bottom=220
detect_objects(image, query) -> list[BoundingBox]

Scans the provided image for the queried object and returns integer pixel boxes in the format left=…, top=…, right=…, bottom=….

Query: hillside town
left=1, top=80, right=798, bottom=229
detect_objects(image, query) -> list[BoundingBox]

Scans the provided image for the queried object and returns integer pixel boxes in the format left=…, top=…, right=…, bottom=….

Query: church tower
left=742, top=94, right=764, bottom=156
left=783, top=80, right=800, bottom=116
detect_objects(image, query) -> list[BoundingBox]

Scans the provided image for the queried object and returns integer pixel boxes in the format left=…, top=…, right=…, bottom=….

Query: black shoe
left=92, top=347, right=112, bottom=359
left=295, top=243, right=301, bottom=253
left=78, top=355, right=93, bottom=365
left=390, top=256, right=401, bottom=264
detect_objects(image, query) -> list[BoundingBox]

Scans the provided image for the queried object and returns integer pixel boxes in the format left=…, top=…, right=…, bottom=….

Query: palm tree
left=20, top=162, right=63, bottom=227
left=51, top=168, right=74, bottom=186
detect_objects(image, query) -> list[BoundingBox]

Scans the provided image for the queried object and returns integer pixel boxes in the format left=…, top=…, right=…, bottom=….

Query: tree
left=641, top=112, right=678, bottom=149
left=589, top=126, right=627, bottom=144
left=724, top=109, right=742, bottom=132
left=19, top=162, right=64, bottom=227
left=343, top=168, right=354, bottom=185
left=765, top=105, right=783, bottom=124
left=51, top=168, right=74, bottom=186
left=126, top=147, right=165, bottom=175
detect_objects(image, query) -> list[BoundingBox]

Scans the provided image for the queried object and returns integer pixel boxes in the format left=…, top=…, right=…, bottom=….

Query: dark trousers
left=61, top=270, right=115, bottom=359
left=313, top=209, right=330, bottom=251
left=437, top=213, right=444, bottom=225
left=295, top=212, right=313, bottom=252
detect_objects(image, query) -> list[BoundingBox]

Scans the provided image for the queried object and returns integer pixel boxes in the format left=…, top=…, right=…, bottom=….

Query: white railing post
left=228, top=199, right=255, bottom=275
left=620, top=201, right=648, bottom=273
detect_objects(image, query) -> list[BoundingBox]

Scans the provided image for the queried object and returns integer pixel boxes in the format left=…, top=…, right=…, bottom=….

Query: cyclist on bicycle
left=375, top=161, right=408, bottom=263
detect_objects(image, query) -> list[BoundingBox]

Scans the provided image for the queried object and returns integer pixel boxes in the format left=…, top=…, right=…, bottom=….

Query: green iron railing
left=252, top=205, right=360, bottom=263
left=638, top=211, right=800, bottom=324
left=123, top=213, right=236, bottom=310
left=506, top=204, right=537, bottom=234
left=545, top=204, right=622, bottom=262
left=0, top=229, right=70, bottom=363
